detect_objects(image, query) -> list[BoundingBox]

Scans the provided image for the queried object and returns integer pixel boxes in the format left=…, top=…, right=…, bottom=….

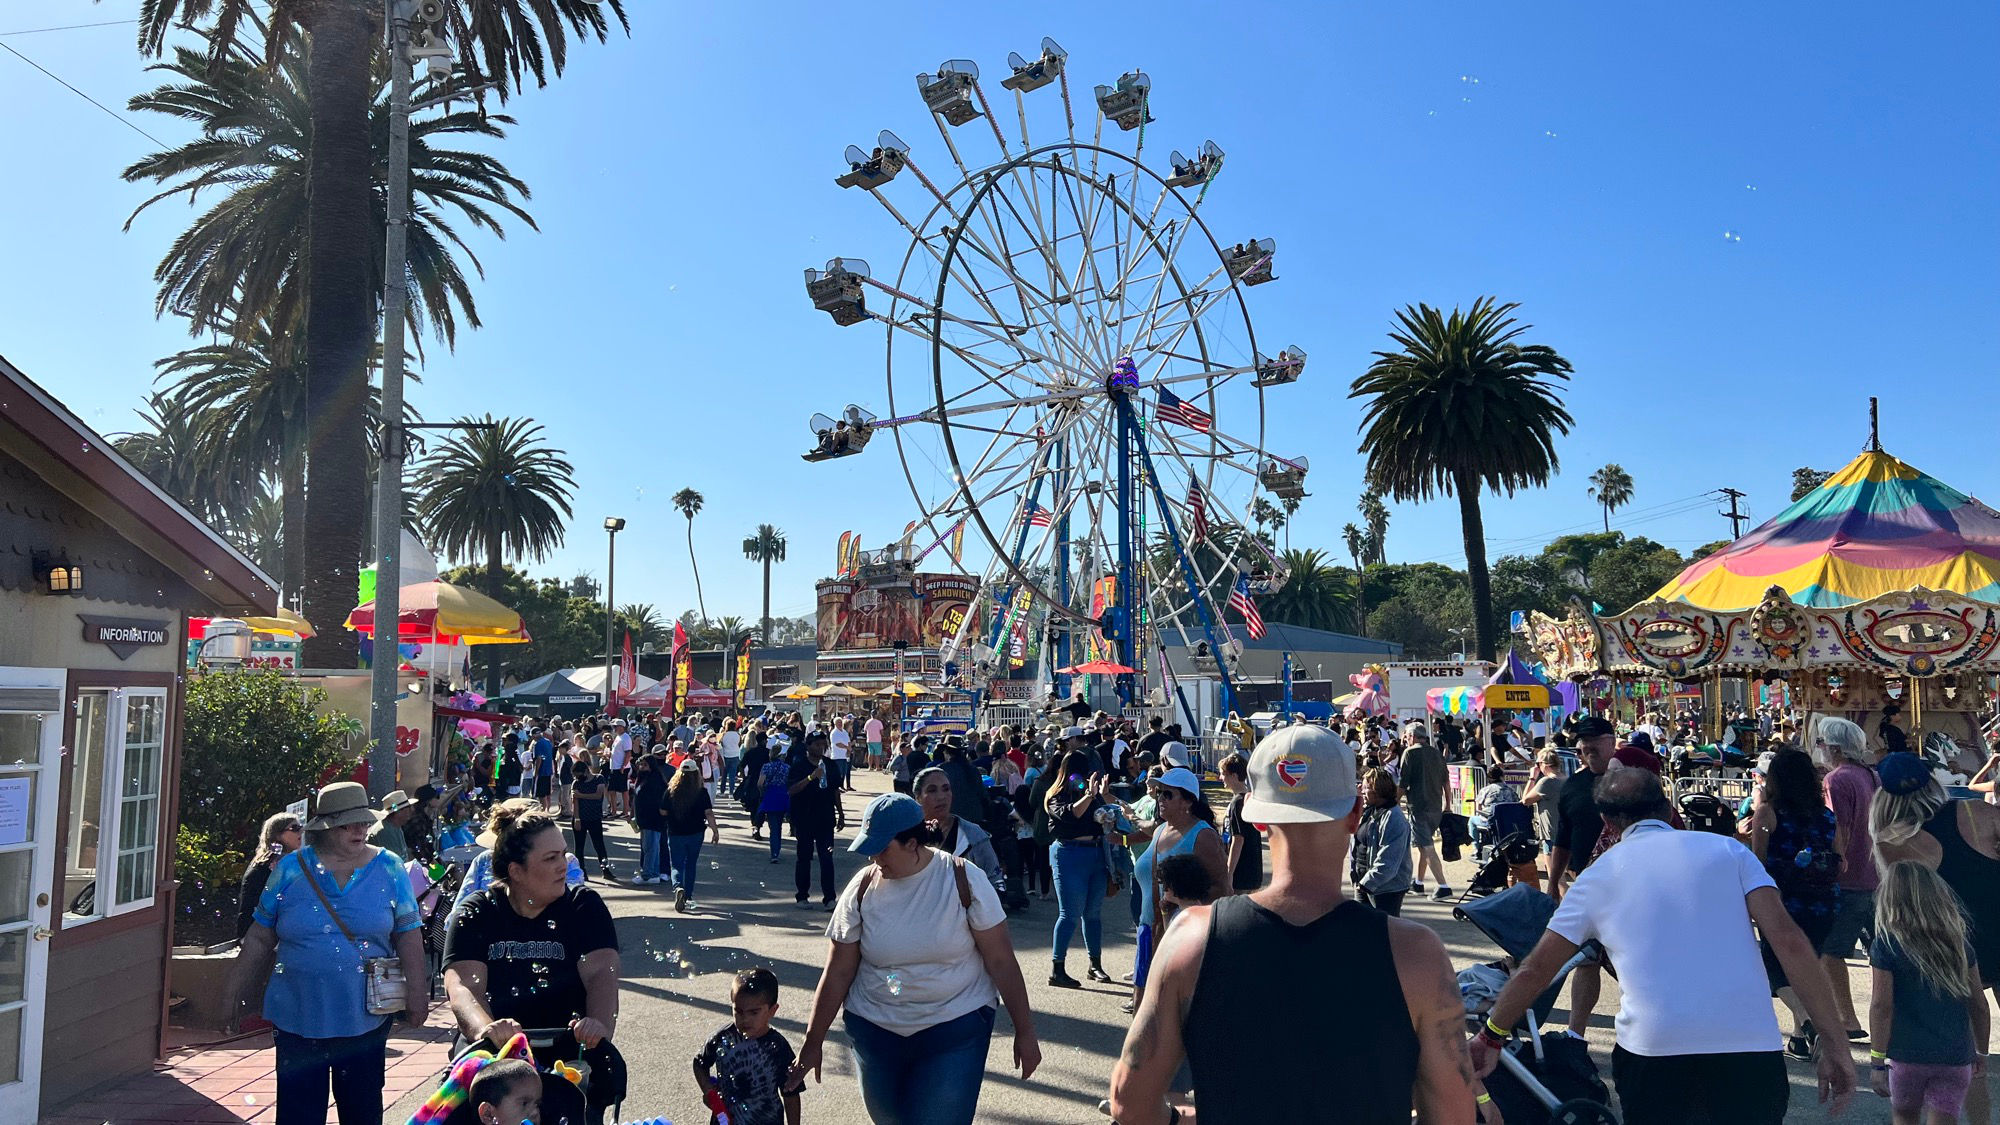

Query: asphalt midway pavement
left=388, top=768, right=1899, bottom=1124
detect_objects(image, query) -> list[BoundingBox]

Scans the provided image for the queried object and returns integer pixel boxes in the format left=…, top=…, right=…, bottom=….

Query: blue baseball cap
left=850, top=793, right=926, bottom=855
left=1877, top=751, right=1934, bottom=796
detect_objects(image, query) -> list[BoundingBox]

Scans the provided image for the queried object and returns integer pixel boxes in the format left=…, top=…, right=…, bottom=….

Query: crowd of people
left=217, top=689, right=2000, bottom=1125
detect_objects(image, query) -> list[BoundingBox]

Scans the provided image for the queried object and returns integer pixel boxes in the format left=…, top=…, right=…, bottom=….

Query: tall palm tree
left=672, top=487, right=708, bottom=620
left=1587, top=464, right=1634, bottom=532
left=1342, top=523, right=1369, bottom=633
left=134, top=3, right=624, bottom=665
left=1260, top=549, right=1356, bottom=633
left=1359, top=489, right=1390, bottom=565
left=1279, top=494, right=1301, bottom=551
left=1350, top=298, right=1575, bottom=660
left=742, top=525, right=788, bottom=644
left=415, top=416, right=577, bottom=690
left=1248, top=497, right=1283, bottom=548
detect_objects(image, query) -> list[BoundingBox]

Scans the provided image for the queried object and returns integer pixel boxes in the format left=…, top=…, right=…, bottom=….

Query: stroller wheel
left=1551, top=1097, right=1619, bottom=1124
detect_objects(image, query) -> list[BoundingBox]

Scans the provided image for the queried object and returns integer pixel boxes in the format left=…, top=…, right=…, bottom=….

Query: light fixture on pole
left=604, top=517, right=625, bottom=711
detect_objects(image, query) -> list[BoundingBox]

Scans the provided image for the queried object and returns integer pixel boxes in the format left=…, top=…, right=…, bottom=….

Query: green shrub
left=179, top=668, right=359, bottom=849
left=176, top=825, right=246, bottom=887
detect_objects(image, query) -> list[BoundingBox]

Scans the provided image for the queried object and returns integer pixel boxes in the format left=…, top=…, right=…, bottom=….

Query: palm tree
left=1279, top=494, right=1301, bottom=551
left=616, top=603, right=665, bottom=648
left=1587, top=464, right=1634, bottom=533
left=1350, top=298, right=1575, bottom=660
left=742, top=525, right=788, bottom=643
left=415, top=416, right=577, bottom=690
left=1260, top=549, right=1356, bottom=633
left=133, top=4, right=624, bottom=664
left=672, top=487, right=708, bottom=620
left=113, top=391, right=253, bottom=526
left=1359, top=489, right=1390, bottom=565
left=155, top=315, right=418, bottom=605
left=1248, top=497, right=1283, bottom=548
left=1342, top=523, right=1369, bottom=633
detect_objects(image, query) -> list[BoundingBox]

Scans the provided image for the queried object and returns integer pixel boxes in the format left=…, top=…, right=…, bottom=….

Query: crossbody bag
left=296, top=851, right=407, bottom=1016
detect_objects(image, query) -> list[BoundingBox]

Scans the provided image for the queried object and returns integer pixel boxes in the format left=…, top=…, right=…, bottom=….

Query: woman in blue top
left=1126, top=767, right=1226, bottom=1014
left=228, top=782, right=427, bottom=1125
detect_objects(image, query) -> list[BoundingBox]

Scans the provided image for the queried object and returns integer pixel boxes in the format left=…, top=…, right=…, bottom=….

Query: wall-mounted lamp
left=33, top=553, right=83, bottom=596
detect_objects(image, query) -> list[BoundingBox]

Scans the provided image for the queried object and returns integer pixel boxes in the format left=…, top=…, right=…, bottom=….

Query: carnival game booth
left=1524, top=440, right=2000, bottom=765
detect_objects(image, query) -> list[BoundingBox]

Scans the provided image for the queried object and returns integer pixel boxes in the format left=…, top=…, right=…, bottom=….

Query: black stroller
left=1454, top=885, right=1619, bottom=1124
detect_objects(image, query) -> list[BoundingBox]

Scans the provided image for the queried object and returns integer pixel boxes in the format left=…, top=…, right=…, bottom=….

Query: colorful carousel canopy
left=1652, top=450, right=2000, bottom=611
left=1522, top=445, right=2000, bottom=681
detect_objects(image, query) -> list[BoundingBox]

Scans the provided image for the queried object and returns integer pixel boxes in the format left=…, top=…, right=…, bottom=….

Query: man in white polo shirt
left=1470, top=768, right=1854, bottom=1124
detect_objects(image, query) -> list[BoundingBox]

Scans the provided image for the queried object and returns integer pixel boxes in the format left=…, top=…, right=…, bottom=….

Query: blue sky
left=4, top=1, right=1997, bottom=627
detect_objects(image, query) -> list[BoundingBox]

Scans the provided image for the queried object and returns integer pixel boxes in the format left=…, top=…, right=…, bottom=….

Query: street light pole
left=604, top=517, right=625, bottom=711
left=366, top=0, right=416, bottom=799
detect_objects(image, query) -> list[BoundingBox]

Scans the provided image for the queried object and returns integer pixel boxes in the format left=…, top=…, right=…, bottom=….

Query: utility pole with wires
left=1717, top=488, right=1748, bottom=540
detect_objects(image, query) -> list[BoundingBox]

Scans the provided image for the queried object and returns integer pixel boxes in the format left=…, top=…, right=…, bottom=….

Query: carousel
left=1525, top=434, right=2000, bottom=762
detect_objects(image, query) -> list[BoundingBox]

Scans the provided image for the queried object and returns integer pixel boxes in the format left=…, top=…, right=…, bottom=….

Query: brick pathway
left=45, top=1012, right=457, bottom=1125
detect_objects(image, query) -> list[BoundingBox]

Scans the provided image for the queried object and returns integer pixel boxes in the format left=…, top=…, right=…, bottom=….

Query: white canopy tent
left=564, top=665, right=662, bottom=697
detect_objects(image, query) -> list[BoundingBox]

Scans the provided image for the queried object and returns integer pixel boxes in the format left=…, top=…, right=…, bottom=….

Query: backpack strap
left=951, top=854, right=973, bottom=910
left=855, top=854, right=972, bottom=911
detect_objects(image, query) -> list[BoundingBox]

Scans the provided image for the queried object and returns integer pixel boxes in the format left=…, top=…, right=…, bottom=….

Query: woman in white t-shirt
left=799, top=793, right=1040, bottom=1124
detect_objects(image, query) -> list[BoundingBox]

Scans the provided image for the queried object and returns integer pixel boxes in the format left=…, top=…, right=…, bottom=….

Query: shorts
left=1409, top=809, right=1442, bottom=847
left=534, top=775, right=552, bottom=798
left=1818, top=888, right=1875, bottom=958
left=1612, top=1046, right=1786, bottom=1125
left=868, top=741, right=882, bottom=757
left=606, top=772, right=628, bottom=792
left=1890, top=1060, right=1975, bottom=1118
left=1133, top=923, right=1156, bottom=988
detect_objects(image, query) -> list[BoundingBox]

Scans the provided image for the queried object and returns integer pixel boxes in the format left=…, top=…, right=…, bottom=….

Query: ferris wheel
left=799, top=39, right=1309, bottom=716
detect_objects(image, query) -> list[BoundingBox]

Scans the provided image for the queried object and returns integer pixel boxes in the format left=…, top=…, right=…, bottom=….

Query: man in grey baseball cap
left=1111, top=724, right=1475, bottom=1123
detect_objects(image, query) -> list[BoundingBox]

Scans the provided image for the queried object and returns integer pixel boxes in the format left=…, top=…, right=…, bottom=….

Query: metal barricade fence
left=1672, top=772, right=1755, bottom=808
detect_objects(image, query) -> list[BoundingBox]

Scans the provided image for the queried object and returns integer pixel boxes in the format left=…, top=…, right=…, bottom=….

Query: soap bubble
left=884, top=971, right=903, bottom=996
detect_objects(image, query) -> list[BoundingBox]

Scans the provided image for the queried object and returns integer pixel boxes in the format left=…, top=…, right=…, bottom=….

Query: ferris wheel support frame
left=1121, top=393, right=1240, bottom=721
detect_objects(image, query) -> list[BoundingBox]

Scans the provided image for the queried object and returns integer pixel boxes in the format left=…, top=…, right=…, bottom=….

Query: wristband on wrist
left=1869, top=1049, right=1887, bottom=1060
left=1476, top=1093, right=1493, bottom=1105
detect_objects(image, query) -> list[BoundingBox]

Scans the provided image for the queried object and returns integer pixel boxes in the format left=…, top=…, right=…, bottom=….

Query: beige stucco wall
left=0, top=587, right=182, bottom=676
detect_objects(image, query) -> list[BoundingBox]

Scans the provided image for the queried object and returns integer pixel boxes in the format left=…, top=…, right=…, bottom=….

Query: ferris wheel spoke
left=874, top=282, right=1101, bottom=386
left=977, top=185, right=1107, bottom=372
left=868, top=189, right=1055, bottom=373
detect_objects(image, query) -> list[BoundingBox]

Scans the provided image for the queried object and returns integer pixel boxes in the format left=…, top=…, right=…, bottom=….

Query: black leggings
left=1022, top=839, right=1051, bottom=895
left=574, top=818, right=608, bottom=862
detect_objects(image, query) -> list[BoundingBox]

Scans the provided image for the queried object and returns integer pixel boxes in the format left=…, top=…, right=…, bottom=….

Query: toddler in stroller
left=1454, top=885, right=1618, bottom=1124
left=414, top=1029, right=626, bottom=1125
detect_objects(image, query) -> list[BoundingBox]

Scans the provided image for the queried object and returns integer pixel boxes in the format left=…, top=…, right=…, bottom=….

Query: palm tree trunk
left=281, top=440, right=307, bottom=609
left=297, top=4, right=374, bottom=669
left=484, top=528, right=504, bottom=695
left=761, top=556, right=773, bottom=644
left=1349, top=551, right=1366, bottom=636
left=687, top=518, right=707, bottom=620
left=1602, top=505, right=1610, bottom=534
left=1455, top=467, right=1497, bottom=661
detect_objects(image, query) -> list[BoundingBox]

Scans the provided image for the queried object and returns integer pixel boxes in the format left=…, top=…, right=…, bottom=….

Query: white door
left=0, top=668, right=64, bottom=1122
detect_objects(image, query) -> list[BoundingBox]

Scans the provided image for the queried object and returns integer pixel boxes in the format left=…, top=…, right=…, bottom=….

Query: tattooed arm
left=1390, top=917, right=1479, bottom=1124
left=1109, top=903, right=1211, bottom=1124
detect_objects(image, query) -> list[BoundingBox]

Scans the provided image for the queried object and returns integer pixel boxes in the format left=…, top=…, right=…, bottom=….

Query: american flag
left=1025, top=501, right=1053, bottom=528
left=1186, top=480, right=1208, bottom=543
left=1228, top=576, right=1266, bottom=639
left=1156, top=388, right=1212, bottom=432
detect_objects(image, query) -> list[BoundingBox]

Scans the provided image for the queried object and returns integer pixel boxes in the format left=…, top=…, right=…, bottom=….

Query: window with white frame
left=63, top=688, right=166, bottom=924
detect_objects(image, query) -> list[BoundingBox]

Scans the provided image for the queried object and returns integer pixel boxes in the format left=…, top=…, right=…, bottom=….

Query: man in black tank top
left=1109, top=725, right=1476, bottom=1124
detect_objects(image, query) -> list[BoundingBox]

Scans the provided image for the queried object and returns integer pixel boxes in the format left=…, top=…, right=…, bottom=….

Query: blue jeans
left=273, top=1022, right=390, bottom=1125
left=1051, top=840, right=1106, bottom=963
left=762, top=812, right=787, bottom=859
left=639, top=828, right=663, bottom=880
left=844, top=1006, right=996, bottom=1125
left=668, top=833, right=703, bottom=897
left=722, top=757, right=740, bottom=794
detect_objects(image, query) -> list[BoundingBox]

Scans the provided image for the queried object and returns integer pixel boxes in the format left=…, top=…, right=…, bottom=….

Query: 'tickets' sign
left=79, top=614, right=172, bottom=660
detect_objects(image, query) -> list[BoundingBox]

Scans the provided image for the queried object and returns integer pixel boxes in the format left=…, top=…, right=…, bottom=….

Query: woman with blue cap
left=798, top=792, right=1041, bottom=1124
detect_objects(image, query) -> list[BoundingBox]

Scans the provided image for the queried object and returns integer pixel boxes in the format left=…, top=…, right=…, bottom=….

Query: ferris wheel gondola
left=796, top=42, right=1310, bottom=719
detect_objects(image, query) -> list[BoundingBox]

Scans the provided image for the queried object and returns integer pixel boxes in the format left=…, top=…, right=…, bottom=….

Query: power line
left=0, top=18, right=139, bottom=37
left=0, top=39, right=165, bottom=146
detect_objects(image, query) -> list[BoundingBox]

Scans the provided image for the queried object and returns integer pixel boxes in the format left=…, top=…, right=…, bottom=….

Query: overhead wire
left=0, top=37, right=166, bottom=146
